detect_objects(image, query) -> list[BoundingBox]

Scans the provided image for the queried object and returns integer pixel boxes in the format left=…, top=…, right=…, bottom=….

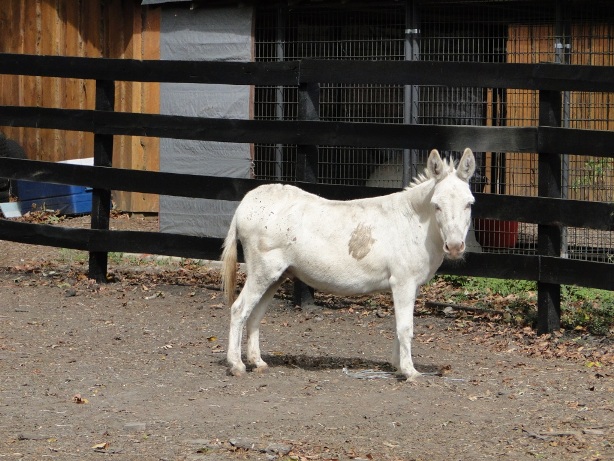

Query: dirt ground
left=0, top=214, right=612, bottom=461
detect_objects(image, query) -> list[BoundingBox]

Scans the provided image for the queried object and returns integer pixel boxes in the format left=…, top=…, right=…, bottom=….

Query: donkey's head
left=428, top=148, right=476, bottom=260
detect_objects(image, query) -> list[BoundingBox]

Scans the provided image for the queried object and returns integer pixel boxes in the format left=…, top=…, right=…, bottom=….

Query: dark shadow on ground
left=218, top=353, right=444, bottom=377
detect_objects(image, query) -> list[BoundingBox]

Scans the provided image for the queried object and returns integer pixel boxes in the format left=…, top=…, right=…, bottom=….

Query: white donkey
left=222, top=148, right=476, bottom=380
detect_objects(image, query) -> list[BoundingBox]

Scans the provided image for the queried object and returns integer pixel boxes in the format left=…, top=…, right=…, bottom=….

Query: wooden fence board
left=2, top=54, right=614, bottom=92
left=3, top=105, right=614, bottom=156
left=0, top=218, right=611, bottom=291
left=298, top=59, right=614, bottom=91
left=2, top=157, right=613, bottom=232
left=0, top=219, right=223, bottom=260
left=0, top=105, right=537, bottom=152
left=0, top=53, right=301, bottom=86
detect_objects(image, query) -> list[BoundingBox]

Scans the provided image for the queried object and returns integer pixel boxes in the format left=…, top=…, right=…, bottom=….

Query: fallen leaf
left=92, top=442, right=109, bottom=450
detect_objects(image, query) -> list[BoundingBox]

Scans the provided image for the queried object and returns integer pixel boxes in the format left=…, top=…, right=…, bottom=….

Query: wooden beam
left=89, top=80, right=115, bottom=282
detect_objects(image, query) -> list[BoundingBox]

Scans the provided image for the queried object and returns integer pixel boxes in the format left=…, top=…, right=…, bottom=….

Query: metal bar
left=556, top=0, right=571, bottom=259
left=403, top=0, right=420, bottom=186
left=274, top=6, right=286, bottom=180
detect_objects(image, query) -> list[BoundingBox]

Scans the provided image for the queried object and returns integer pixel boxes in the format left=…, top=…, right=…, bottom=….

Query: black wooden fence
left=0, top=53, right=613, bottom=334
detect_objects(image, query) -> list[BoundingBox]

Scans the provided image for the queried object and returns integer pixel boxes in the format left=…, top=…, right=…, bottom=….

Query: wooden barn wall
left=506, top=23, right=614, bottom=201
left=0, top=0, right=161, bottom=213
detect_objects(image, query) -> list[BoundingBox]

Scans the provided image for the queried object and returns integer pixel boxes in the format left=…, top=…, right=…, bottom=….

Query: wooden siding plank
left=21, top=0, right=43, bottom=160
left=130, top=5, right=161, bottom=213
left=141, top=6, right=161, bottom=206
left=40, top=0, right=61, bottom=162
left=62, top=0, right=85, bottom=160
left=0, top=0, right=24, bottom=141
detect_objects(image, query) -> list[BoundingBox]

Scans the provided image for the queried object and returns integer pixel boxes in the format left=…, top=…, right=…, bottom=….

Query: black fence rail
left=0, top=53, right=613, bottom=334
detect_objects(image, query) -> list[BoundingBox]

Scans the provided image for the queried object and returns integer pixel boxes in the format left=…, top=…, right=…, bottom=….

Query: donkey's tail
left=221, top=213, right=239, bottom=306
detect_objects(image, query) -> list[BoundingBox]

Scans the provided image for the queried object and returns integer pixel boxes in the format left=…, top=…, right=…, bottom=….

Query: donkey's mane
left=407, top=157, right=456, bottom=189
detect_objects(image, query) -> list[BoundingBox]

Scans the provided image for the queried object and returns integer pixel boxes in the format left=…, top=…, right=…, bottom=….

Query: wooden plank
left=113, top=1, right=160, bottom=213
left=0, top=157, right=391, bottom=202
left=473, top=193, right=614, bottom=231
left=0, top=218, right=610, bottom=292
left=439, top=253, right=539, bottom=281
left=540, top=257, right=614, bottom=291
left=294, top=82, right=321, bottom=307
left=0, top=1, right=24, bottom=141
left=111, top=0, right=135, bottom=211
left=4, top=158, right=613, bottom=231
left=537, top=90, right=563, bottom=334
left=299, top=60, right=614, bottom=92
left=1, top=53, right=614, bottom=93
left=79, top=0, right=100, bottom=160
left=440, top=252, right=613, bottom=292
left=39, top=0, right=61, bottom=162
left=539, top=128, right=614, bottom=157
left=62, top=0, right=85, bottom=160
left=0, top=53, right=300, bottom=86
left=139, top=4, right=161, bottom=213
left=3, top=105, right=614, bottom=159
left=89, top=79, right=115, bottom=282
left=0, top=105, right=539, bottom=152
left=21, top=1, right=42, bottom=160
left=0, top=219, right=223, bottom=261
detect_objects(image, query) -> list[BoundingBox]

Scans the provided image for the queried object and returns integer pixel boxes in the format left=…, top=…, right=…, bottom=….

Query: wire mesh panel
left=254, top=3, right=406, bottom=186
left=565, top=7, right=614, bottom=262
left=254, top=0, right=614, bottom=262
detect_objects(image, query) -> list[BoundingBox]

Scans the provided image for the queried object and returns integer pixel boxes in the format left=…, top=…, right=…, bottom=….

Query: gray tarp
left=159, top=5, right=252, bottom=238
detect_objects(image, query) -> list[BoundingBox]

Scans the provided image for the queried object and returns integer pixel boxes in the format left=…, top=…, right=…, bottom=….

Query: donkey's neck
left=402, top=178, right=446, bottom=263
left=404, top=178, right=436, bottom=214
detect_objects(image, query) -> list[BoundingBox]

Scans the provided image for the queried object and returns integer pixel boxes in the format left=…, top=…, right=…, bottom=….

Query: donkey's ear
left=456, top=148, right=476, bottom=182
left=427, top=149, right=445, bottom=180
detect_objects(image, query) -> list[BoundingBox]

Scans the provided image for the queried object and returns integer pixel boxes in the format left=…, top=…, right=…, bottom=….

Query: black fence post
left=537, top=90, right=563, bottom=333
left=88, top=80, right=115, bottom=282
left=293, top=82, right=320, bottom=307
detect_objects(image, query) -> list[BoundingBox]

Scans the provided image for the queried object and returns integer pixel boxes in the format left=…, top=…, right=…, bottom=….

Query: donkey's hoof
left=253, top=363, right=269, bottom=374
left=402, top=370, right=422, bottom=382
left=228, top=364, right=247, bottom=377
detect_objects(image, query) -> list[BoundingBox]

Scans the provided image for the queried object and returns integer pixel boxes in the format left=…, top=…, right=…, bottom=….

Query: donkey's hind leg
left=227, top=262, right=286, bottom=377
left=246, top=279, right=284, bottom=372
left=227, top=278, right=268, bottom=376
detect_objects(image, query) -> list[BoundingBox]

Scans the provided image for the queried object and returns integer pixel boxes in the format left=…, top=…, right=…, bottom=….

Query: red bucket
left=474, top=219, right=518, bottom=249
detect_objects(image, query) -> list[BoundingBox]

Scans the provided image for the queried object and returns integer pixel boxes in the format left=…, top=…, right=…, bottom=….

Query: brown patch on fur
left=348, top=223, right=375, bottom=260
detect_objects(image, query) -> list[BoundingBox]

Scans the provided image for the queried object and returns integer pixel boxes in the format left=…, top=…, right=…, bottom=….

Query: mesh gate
left=253, top=0, right=614, bottom=263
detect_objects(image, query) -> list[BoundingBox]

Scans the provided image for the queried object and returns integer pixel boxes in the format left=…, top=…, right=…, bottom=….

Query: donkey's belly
left=287, top=264, right=391, bottom=296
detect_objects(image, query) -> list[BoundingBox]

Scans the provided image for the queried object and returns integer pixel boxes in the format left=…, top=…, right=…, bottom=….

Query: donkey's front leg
left=390, top=281, right=420, bottom=381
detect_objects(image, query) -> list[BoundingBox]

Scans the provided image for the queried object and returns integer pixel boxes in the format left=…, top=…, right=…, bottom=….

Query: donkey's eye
left=434, top=204, right=441, bottom=212
left=466, top=203, right=473, bottom=210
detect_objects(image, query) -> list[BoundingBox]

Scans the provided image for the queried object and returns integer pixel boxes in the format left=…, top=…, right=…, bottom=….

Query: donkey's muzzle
left=444, top=240, right=466, bottom=259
